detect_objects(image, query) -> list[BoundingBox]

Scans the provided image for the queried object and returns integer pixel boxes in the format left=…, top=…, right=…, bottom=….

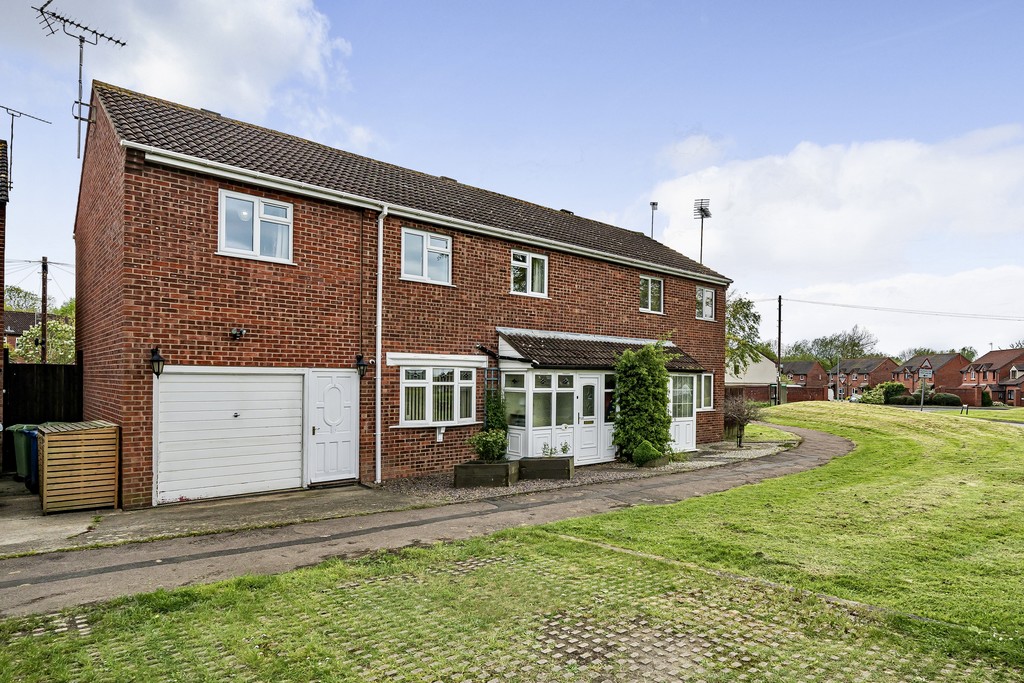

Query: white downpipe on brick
left=375, top=204, right=389, bottom=484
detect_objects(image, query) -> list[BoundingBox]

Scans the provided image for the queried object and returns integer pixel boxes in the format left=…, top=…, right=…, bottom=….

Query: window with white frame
left=511, top=250, right=547, bottom=296
left=218, top=189, right=293, bottom=262
left=504, top=373, right=527, bottom=427
left=640, top=276, right=663, bottom=313
left=696, top=373, right=714, bottom=410
left=402, top=227, right=451, bottom=285
left=669, top=374, right=695, bottom=419
left=531, top=373, right=575, bottom=427
left=400, top=367, right=475, bottom=425
left=696, top=286, right=715, bottom=321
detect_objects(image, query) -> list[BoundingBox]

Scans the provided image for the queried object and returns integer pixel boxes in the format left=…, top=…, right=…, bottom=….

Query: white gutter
left=127, top=142, right=731, bottom=287
left=375, top=205, right=389, bottom=484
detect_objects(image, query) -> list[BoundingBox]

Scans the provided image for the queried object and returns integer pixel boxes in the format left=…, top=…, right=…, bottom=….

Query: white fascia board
left=385, top=353, right=489, bottom=368
left=161, top=365, right=307, bottom=375
left=129, top=142, right=731, bottom=287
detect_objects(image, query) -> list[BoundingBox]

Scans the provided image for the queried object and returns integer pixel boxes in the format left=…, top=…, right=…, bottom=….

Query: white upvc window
left=669, top=374, right=695, bottom=419
left=511, top=250, right=548, bottom=297
left=696, top=286, right=715, bottom=321
left=400, top=367, right=476, bottom=426
left=640, top=276, right=663, bottom=314
left=218, top=189, right=293, bottom=263
left=402, top=227, right=451, bottom=285
left=696, top=373, right=714, bottom=411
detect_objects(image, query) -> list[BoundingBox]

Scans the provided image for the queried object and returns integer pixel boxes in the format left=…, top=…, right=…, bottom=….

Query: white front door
left=308, top=370, right=359, bottom=483
left=575, top=374, right=601, bottom=464
left=669, top=374, right=697, bottom=452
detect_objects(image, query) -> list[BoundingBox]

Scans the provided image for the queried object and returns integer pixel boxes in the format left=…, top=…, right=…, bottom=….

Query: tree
left=613, top=341, right=673, bottom=460
left=958, top=346, right=978, bottom=361
left=4, top=285, right=40, bottom=311
left=53, top=297, right=76, bottom=320
left=9, top=319, right=76, bottom=364
left=785, top=325, right=880, bottom=371
left=897, top=347, right=939, bottom=363
left=1010, top=339, right=1024, bottom=350
left=725, top=292, right=764, bottom=375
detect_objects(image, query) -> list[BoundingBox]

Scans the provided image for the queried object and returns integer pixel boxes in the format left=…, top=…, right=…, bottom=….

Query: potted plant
left=453, top=428, right=518, bottom=487
left=520, top=441, right=574, bottom=480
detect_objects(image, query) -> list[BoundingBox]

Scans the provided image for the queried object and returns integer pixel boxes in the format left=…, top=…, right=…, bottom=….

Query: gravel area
left=380, top=440, right=795, bottom=504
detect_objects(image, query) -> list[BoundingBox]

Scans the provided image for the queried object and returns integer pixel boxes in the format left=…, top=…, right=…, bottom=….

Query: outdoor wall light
left=355, top=353, right=374, bottom=379
left=150, top=347, right=166, bottom=377
left=229, top=328, right=247, bottom=340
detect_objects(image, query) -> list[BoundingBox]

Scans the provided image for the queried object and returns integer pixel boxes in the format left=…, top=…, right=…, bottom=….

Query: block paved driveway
left=0, top=426, right=851, bottom=618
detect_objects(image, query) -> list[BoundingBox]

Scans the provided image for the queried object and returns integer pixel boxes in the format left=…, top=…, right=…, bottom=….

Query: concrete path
left=0, top=426, right=851, bottom=617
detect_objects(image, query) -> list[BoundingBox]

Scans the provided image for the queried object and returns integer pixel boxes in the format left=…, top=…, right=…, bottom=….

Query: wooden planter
left=453, top=460, right=519, bottom=488
left=38, top=420, right=120, bottom=514
left=519, top=456, right=574, bottom=480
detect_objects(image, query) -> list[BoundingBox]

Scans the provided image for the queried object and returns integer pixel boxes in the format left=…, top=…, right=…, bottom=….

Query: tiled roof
left=965, top=349, right=1024, bottom=372
left=0, top=140, right=8, bottom=203
left=497, top=328, right=704, bottom=372
left=781, top=361, right=817, bottom=375
left=92, top=83, right=729, bottom=284
left=830, top=357, right=892, bottom=375
left=4, top=311, right=66, bottom=335
left=895, top=353, right=963, bottom=373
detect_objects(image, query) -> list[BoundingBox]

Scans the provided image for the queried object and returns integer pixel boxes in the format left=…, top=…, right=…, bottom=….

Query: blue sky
left=2, top=0, right=1023, bottom=355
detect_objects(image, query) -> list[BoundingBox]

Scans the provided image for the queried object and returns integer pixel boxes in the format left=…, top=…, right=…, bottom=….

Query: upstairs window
left=696, top=286, right=715, bottom=321
left=402, top=228, right=451, bottom=285
left=640, top=276, right=663, bottom=314
left=511, top=250, right=547, bottom=297
left=218, top=189, right=293, bottom=263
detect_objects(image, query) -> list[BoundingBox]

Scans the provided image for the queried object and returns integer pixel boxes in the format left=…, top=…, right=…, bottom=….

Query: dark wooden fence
left=2, top=349, right=83, bottom=472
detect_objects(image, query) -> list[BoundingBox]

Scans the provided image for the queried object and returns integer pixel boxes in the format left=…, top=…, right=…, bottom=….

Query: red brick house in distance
left=828, top=358, right=898, bottom=400
left=74, top=83, right=730, bottom=509
left=956, top=349, right=1024, bottom=406
left=891, top=353, right=970, bottom=396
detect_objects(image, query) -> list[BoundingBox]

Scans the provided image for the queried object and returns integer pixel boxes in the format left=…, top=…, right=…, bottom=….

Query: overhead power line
left=783, top=297, right=1024, bottom=322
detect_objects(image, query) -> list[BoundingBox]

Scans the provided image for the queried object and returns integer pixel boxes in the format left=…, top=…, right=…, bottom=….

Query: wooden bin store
left=38, top=421, right=120, bottom=513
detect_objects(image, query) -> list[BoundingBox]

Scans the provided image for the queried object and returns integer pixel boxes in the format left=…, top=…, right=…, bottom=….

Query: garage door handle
left=233, top=412, right=239, bottom=418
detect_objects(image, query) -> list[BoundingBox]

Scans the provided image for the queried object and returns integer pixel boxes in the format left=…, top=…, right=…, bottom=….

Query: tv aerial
left=1, top=104, right=51, bottom=192
left=33, top=0, right=126, bottom=158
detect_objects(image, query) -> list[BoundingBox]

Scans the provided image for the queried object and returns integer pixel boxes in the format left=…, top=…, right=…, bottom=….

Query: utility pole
left=40, top=256, right=48, bottom=363
left=776, top=295, right=782, bottom=405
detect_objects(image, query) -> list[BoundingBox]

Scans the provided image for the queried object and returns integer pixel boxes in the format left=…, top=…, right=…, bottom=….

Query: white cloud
left=652, top=128, right=1024, bottom=353
left=659, top=134, right=729, bottom=175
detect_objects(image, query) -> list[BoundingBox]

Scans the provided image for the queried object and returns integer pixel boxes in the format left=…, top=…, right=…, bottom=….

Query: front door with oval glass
left=308, top=370, right=359, bottom=483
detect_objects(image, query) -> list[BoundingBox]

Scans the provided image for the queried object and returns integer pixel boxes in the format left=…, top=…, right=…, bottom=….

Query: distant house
left=891, top=353, right=970, bottom=395
left=780, top=360, right=828, bottom=389
left=828, top=357, right=898, bottom=400
left=725, top=352, right=779, bottom=403
left=4, top=311, right=70, bottom=358
left=957, top=349, right=1024, bottom=406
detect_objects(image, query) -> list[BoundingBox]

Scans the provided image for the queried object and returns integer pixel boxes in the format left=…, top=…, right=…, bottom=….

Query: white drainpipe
left=375, top=204, right=389, bottom=484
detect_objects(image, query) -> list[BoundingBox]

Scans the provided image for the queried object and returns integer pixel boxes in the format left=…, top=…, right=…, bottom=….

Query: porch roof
left=496, top=328, right=704, bottom=372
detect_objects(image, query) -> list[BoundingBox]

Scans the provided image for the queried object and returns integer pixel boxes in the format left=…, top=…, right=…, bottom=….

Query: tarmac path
left=0, top=426, right=851, bottom=617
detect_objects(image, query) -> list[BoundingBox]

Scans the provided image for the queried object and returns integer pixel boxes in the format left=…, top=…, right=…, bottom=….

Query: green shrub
left=632, top=439, right=664, bottom=466
left=887, top=395, right=918, bottom=405
left=929, top=393, right=962, bottom=406
left=859, top=387, right=885, bottom=404
left=466, top=429, right=508, bottom=463
left=982, top=391, right=993, bottom=407
left=613, top=342, right=673, bottom=460
left=875, top=381, right=909, bottom=403
left=722, top=396, right=763, bottom=446
left=483, top=388, right=508, bottom=433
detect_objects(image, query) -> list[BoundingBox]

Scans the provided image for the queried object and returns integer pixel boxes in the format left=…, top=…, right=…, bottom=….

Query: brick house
left=725, top=351, right=778, bottom=403
left=892, top=353, right=970, bottom=395
left=780, top=361, right=828, bottom=389
left=827, top=357, right=898, bottom=400
left=75, top=83, right=730, bottom=509
left=957, top=349, right=1024, bottom=406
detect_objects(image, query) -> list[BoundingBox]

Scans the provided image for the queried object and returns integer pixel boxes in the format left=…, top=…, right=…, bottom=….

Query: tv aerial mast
left=0, top=104, right=51, bottom=192
left=33, top=0, right=126, bottom=158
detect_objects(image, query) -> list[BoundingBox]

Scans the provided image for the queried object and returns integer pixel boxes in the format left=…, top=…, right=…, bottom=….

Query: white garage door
left=157, top=372, right=304, bottom=504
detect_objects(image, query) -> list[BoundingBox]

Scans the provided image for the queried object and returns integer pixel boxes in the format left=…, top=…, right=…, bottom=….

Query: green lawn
left=743, top=423, right=798, bottom=442
left=1, top=402, right=1021, bottom=681
left=933, top=407, right=1024, bottom=423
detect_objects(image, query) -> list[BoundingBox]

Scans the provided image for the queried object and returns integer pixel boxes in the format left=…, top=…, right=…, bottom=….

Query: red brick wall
left=78, top=105, right=726, bottom=507
left=785, top=386, right=827, bottom=402
left=946, top=387, right=982, bottom=407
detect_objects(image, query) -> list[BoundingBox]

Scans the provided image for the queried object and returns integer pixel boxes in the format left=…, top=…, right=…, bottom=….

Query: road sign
left=919, top=369, right=933, bottom=379
left=920, top=358, right=932, bottom=370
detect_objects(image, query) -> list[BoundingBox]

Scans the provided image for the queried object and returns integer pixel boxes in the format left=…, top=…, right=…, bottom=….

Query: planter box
left=519, top=456, right=574, bottom=481
left=453, top=460, right=519, bottom=488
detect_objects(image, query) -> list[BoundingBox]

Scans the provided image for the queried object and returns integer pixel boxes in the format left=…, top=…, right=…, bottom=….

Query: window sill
left=216, top=251, right=295, bottom=266
left=695, top=316, right=715, bottom=322
left=400, top=275, right=456, bottom=288
left=639, top=308, right=664, bottom=315
left=390, top=421, right=481, bottom=429
left=511, top=291, right=549, bottom=299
